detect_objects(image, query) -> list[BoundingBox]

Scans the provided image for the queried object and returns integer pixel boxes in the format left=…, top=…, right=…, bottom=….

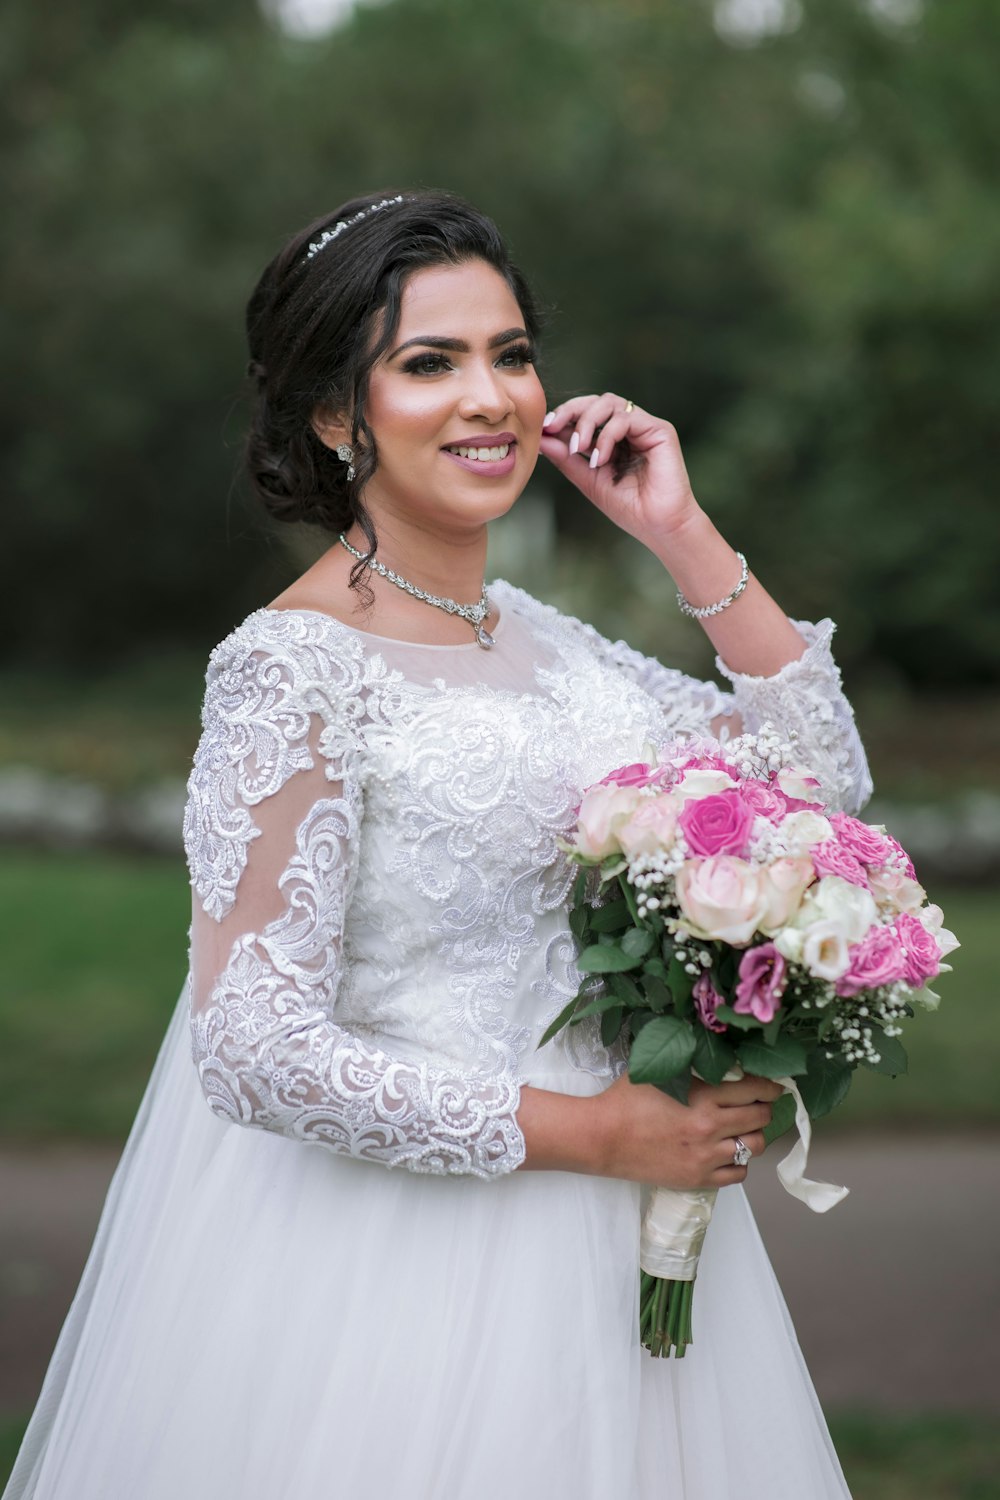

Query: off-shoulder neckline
left=260, top=580, right=513, bottom=652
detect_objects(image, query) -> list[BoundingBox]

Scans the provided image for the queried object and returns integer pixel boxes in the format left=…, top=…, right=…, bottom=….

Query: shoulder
left=185, top=608, right=367, bottom=922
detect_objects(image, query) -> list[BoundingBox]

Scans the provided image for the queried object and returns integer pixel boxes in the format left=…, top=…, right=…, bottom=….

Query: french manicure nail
left=569, top=433, right=579, bottom=455
left=589, top=448, right=600, bottom=469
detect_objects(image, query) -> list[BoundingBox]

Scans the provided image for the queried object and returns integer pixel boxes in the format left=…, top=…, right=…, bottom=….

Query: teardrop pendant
left=475, top=624, right=496, bottom=650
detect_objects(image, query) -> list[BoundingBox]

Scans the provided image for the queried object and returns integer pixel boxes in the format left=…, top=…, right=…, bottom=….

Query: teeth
left=448, top=443, right=510, bottom=461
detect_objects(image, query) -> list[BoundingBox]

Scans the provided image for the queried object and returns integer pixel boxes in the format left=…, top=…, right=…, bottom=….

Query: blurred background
left=2, top=0, right=998, bottom=1493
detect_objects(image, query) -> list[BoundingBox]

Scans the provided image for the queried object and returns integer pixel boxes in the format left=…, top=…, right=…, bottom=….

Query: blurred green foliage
left=3, top=0, right=999, bottom=686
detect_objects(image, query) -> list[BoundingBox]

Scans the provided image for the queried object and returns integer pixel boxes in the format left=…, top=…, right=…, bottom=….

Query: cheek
left=366, top=383, right=454, bottom=452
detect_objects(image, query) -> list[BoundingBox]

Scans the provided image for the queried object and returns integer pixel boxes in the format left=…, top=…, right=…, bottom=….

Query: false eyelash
left=400, top=342, right=537, bottom=376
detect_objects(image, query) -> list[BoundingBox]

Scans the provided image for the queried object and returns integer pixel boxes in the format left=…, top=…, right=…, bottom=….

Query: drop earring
left=335, top=443, right=356, bottom=483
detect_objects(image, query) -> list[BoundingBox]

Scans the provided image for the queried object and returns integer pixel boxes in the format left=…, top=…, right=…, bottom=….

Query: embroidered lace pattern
left=183, top=586, right=872, bottom=1181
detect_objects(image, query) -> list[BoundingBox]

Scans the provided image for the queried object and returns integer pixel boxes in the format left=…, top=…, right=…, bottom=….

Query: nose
left=457, top=358, right=514, bottom=424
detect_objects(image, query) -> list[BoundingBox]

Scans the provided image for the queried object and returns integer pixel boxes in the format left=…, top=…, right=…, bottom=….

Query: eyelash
left=401, top=342, right=536, bottom=376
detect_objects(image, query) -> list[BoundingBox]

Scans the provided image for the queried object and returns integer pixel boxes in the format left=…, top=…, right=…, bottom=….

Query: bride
left=6, top=190, right=868, bottom=1498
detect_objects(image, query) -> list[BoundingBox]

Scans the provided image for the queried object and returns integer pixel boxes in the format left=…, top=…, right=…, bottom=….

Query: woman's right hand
left=517, top=1072, right=782, bottom=1188
left=594, top=1071, right=782, bottom=1190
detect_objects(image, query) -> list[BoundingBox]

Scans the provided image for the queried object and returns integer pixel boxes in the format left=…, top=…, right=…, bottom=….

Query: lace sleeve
left=182, top=612, right=525, bottom=1179
left=712, top=618, right=873, bottom=815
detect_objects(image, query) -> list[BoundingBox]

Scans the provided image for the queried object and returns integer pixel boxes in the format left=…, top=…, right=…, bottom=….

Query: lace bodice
left=182, top=581, right=872, bottom=1179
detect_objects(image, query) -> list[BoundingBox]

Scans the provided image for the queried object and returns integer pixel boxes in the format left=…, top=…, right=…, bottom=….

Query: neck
left=345, top=511, right=488, bottom=605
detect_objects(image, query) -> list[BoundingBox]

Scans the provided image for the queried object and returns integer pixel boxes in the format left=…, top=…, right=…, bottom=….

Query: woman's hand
left=538, top=392, right=702, bottom=548
left=517, top=1072, right=781, bottom=1189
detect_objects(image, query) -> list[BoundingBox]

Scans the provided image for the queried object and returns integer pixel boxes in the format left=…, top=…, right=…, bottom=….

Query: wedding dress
left=5, top=581, right=870, bottom=1499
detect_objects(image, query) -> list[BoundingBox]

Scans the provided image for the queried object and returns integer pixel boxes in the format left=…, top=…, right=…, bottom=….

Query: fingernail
left=569, top=432, right=579, bottom=455
left=589, top=447, right=600, bottom=469
left=542, top=411, right=555, bottom=428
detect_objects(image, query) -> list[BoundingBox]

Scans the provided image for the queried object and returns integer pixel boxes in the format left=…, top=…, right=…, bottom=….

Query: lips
left=441, top=433, right=518, bottom=477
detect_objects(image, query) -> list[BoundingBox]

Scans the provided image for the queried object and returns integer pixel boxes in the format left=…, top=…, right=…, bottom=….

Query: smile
left=445, top=443, right=512, bottom=461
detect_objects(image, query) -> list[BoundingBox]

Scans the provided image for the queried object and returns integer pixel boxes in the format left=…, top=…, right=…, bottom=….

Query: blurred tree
left=1, top=0, right=996, bottom=686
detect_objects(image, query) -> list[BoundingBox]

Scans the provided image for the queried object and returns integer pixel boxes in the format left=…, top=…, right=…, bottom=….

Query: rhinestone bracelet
left=676, top=552, right=749, bottom=619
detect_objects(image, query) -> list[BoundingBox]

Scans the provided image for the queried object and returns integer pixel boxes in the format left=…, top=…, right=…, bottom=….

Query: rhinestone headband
left=304, top=195, right=405, bottom=261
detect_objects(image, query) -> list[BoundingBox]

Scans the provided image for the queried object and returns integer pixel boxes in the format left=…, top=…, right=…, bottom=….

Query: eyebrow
left=387, top=327, right=528, bottom=360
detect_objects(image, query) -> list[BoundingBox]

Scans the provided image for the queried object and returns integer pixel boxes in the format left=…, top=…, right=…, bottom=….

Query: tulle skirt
left=5, top=988, right=850, bottom=1499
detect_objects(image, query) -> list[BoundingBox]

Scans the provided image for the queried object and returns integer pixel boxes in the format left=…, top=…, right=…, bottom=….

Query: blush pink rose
left=693, top=971, right=727, bottom=1034
left=677, top=753, right=740, bottom=778
left=678, top=791, right=755, bottom=858
left=739, top=779, right=787, bottom=823
left=734, top=943, right=787, bottom=1023
left=835, top=924, right=908, bottom=996
left=884, top=833, right=918, bottom=880
left=811, top=840, right=869, bottom=889
left=758, top=857, right=815, bottom=933
left=617, top=795, right=681, bottom=859
left=868, top=866, right=926, bottom=913
left=675, top=856, right=767, bottom=947
left=597, top=762, right=656, bottom=790
left=829, top=812, right=892, bottom=867
left=573, top=783, right=641, bottom=859
left=894, top=912, right=942, bottom=987
left=776, top=767, right=824, bottom=805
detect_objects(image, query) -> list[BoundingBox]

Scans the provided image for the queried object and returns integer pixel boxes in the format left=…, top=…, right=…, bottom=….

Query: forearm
left=648, top=504, right=805, bottom=678
left=516, top=1084, right=610, bottom=1175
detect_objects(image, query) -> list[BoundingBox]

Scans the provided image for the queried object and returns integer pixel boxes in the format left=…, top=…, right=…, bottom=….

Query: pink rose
left=597, top=762, right=656, bottom=790
left=894, top=912, right=942, bottom=987
left=739, top=779, right=787, bottom=823
left=883, top=833, right=918, bottom=880
left=758, top=857, right=815, bottom=933
left=776, top=766, right=825, bottom=805
left=617, top=794, right=681, bottom=859
left=829, top=812, right=891, bottom=867
left=677, top=752, right=740, bottom=778
left=693, top=971, right=727, bottom=1034
left=811, top=840, right=870, bottom=889
left=675, top=856, right=767, bottom=947
left=835, top=924, right=907, bottom=996
left=734, top=943, right=787, bottom=1023
left=678, top=791, right=754, bottom=858
left=573, top=783, right=641, bottom=859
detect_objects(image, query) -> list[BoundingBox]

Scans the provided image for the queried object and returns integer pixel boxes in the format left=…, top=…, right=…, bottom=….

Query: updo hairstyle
left=244, top=189, right=542, bottom=576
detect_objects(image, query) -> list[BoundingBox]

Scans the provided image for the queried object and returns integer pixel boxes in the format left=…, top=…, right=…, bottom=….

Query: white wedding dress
left=5, top=581, right=871, bottom=1499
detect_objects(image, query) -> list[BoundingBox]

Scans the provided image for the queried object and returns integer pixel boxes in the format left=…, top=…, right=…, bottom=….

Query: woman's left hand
left=538, top=392, right=701, bottom=547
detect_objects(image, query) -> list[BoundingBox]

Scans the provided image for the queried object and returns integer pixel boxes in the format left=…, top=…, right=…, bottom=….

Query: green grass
left=1, top=1409, right=997, bottom=1495
left=0, top=850, right=996, bottom=1140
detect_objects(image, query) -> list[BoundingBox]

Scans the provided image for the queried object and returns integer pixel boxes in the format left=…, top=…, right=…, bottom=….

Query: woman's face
left=353, top=258, right=546, bottom=535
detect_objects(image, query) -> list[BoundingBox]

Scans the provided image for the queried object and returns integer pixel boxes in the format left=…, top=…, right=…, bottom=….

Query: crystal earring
left=335, top=443, right=356, bottom=482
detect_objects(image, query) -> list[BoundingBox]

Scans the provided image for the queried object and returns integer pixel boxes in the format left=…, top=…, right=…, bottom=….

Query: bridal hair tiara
left=304, top=195, right=405, bottom=260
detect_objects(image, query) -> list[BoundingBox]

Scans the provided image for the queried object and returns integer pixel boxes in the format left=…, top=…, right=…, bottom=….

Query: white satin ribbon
left=774, top=1074, right=849, bottom=1212
left=639, top=1074, right=848, bottom=1281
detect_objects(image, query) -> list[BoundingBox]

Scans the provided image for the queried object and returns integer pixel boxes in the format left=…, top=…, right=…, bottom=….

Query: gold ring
left=624, top=400, right=635, bottom=413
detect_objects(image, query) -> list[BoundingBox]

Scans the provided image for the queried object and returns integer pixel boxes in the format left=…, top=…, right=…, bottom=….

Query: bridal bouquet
left=544, top=727, right=958, bottom=1357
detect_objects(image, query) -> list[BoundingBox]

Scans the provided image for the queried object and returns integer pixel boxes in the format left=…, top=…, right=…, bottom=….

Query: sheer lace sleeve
left=182, top=611, right=525, bottom=1179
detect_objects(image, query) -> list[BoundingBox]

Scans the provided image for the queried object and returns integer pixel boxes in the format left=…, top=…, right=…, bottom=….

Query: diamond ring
left=732, top=1138, right=752, bottom=1168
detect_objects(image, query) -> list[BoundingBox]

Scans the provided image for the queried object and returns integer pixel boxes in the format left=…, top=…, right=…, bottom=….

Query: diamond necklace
left=338, top=534, right=496, bottom=649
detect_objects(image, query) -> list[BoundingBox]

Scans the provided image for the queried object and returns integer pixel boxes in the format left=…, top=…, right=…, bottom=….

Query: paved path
left=2, top=1135, right=998, bottom=1417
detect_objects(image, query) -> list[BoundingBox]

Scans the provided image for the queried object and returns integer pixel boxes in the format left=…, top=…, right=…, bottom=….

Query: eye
left=401, top=351, right=453, bottom=376
left=496, top=342, right=536, bottom=368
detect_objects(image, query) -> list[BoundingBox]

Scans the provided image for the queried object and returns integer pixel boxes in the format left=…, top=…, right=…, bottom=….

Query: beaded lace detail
left=183, top=583, right=872, bottom=1180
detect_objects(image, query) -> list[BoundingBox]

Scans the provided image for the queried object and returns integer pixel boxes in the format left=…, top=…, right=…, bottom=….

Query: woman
left=6, top=190, right=868, bottom=1498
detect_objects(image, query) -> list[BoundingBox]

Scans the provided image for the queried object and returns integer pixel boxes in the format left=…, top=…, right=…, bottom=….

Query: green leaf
left=617, top=874, right=641, bottom=925
left=601, top=1005, right=625, bottom=1047
left=797, top=1054, right=853, bottom=1120
left=570, top=989, right=626, bottom=1022
left=568, top=905, right=590, bottom=943
left=571, top=870, right=588, bottom=908
left=762, top=1090, right=798, bottom=1145
left=861, top=1028, right=909, bottom=1078
left=667, top=955, right=694, bottom=1003
left=621, top=926, right=655, bottom=961
left=762, top=1013, right=783, bottom=1048
left=608, top=971, right=645, bottom=1009
left=629, top=1015, right=697, bottom=1086
left=589, top=898, right=630, bottom=933
left=715, top=1003, right=760, bottom=1032
left=641, top=973, right=673, bottom=1013
left=577, top=943, right=640, bottom=974
left=736, top=1035, right=809, bottom=1080
left=642, top=957, right=669, bottom=982
left=538, top=992, right=584, bottom=1048
left=656, top=1072, right=691, bottom=1106
left=691, top=1026, right=738, bottom=1085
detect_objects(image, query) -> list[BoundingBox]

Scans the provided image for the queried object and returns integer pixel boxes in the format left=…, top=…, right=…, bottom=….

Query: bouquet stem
left=639, top=1272, right=694, bottom=1357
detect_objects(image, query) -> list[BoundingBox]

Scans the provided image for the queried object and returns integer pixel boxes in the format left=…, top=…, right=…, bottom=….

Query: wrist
left=516, top=1084, right=617, bottom=1176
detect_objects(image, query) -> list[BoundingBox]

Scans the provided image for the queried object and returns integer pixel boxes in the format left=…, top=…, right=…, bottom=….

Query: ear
left=311, top=403, right=352, bottom=452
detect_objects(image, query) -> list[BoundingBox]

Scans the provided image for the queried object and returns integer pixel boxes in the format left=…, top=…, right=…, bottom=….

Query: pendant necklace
left=338, top=534, right=496, bottom=649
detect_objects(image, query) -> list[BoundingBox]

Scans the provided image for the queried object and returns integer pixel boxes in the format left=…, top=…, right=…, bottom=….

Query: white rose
left=780, top=809, right=834, bottom=852
left=774, top=927, right=805, bottom=963
left=918, top=903, right=960, bottom=960
left=794, top=875, right=877, bottom=944
left=801, top=919, right=851, bottom=980
left=674, top=768, right=739, bottom=801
